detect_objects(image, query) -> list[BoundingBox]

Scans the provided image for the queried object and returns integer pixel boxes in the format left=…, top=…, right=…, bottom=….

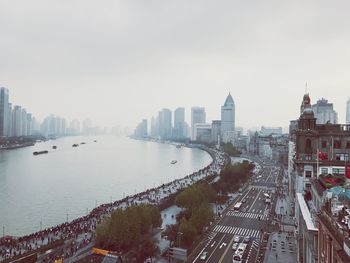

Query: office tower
left=12, top=105, right=22, bottom=137
left=211, top=120, right=221, bottom=144
left=346, top=98, right=350, bottom=124
left=159, top=108, right=172, bottom=139
left=221, top=93, right=235, bottom=143
left=134, top=119, right=148, bottom=137
left=0, top=87, right=9, bottom=137
left=311, top=98, right=338, bottom=124
left=194, top=123, right=212, bottom=143
left=174, top=107, right=185, bottom=139
left=191, top=107, right=206, bottom=140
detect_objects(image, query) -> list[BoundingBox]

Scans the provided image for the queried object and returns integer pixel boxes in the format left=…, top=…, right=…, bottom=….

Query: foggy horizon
left=1, top=1, right=350, bottom=129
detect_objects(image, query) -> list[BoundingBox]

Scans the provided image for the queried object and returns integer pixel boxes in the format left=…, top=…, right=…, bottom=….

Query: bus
left=233, top=202, right=242, bottom=211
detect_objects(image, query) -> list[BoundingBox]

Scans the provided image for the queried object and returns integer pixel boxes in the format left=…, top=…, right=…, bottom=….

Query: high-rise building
left=211, top=120, right=221, bottom=144
left=311, top=98, right=338, bottom=124
left=174, top=107, right=185, bottom=139
left=134, top=119, right=148, bottom=137
left=194, top=123, right=211, bottom=143
left=0, top=87, right=9, bottom=137
left=12, top=105, right=22, bottom=137
left=191, top=107, right=206, bottom=140
left=346, top=98, right=350, bottom=124
left=7, top=103, right=13, bottom=137
left=159, top=108, right=172, bottom=139
left=21, top=108, right=28, bottom=136
left=221, top=93, right=235, bottom=143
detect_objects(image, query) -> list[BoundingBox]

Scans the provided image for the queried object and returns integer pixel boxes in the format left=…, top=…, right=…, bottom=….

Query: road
left=188, top=158, right=280, bottom=263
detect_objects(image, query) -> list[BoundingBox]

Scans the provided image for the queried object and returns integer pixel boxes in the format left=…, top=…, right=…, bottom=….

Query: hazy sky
left=0, top=0, right=349, bottom=130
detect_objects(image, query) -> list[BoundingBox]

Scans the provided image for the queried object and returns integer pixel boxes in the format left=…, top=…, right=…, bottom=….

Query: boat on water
left=171, top=160, right=177, bottom=164
left=33, top=150, right=48, bottom=155
left=80, top=142, right=86, bottom=145
left=94, top=140, right=97, bottom=142
left=52, top=146, right=57, bottom=149
left=72, top=144, right=79, bottom=147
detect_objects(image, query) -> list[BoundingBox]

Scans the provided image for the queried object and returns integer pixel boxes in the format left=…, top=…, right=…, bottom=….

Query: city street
left=187, top=159, right=279, bottom=263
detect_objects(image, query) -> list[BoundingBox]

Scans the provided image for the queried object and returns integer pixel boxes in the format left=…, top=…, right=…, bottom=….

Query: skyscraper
left=311, top=98, right=338, bottom=124
left=12, top=105, right=22, bottom=137
left=191, top=107, right=206, bottom=140
left=347, top=98, right=350, bottom=124
left=221, top=93, right=235, bottom=143
left=159, top=108, right=172, bottom=139
left=0, top=87, right=9, bottom=137
left=174, top=107, right=185, bottom=139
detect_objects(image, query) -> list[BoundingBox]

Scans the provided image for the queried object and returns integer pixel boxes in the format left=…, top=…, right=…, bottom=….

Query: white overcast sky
left=0, top=0, right=349, bottom=130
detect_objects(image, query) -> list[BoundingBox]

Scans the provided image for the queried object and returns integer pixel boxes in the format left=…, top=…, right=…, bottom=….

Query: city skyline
left=1, top=1, right=350, bottom=129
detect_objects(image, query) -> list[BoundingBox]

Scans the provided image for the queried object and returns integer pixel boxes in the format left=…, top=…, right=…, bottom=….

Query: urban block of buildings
left=288, top=93, right=350, bottom=262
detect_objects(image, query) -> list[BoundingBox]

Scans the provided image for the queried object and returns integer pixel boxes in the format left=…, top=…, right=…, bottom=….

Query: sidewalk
left=263, top=232, right=296, bottom=263
left=263, top=179, right=296, bottom=263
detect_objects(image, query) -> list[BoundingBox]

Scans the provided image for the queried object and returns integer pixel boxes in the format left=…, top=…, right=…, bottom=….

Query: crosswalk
left=226, top=211, right=269, bottom=221
left=213, top=224, right=261, bottom=238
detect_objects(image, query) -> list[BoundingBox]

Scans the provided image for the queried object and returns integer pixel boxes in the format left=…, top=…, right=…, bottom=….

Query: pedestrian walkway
left=226, top=211, right=269, bottom=221
left=263, top=232, right=296, bottom=263
left=213, top=225, right=261, bottom=238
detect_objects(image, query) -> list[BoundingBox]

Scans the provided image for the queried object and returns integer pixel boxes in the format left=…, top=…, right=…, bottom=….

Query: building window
left=305, top=171, right=312, bottom=178
left=321, top=141, right=327, bottom=148
left=335, top=154, right=349, bottom=161
left=321, top=168, right=328, bottom=174
left=333, top=140, right=341, bottom=149
left=347, top=141, right=350, bottom=149
left=332, top=168, right=345, bottom=175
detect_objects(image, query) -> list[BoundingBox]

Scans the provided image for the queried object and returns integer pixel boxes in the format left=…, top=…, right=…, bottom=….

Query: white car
left=233, top=235, right=240, bottom=243
left=231, top=242, right=239, bottom=251
left=200, top=251, right=208, bottom=260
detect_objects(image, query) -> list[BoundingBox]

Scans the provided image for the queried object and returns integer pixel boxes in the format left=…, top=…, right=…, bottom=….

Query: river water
left=0, top=136, right=212, bottom=237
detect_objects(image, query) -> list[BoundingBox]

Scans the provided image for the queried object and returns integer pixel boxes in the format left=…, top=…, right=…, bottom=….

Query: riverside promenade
left=0, top=145, right=229, bottom=263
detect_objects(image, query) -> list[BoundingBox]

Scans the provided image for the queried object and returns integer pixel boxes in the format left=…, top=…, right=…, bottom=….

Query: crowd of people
left=0, top=146, right=229, bottom=262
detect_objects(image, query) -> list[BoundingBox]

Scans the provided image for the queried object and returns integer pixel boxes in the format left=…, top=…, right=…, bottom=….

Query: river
left=0, top=135, right=212, bottom=237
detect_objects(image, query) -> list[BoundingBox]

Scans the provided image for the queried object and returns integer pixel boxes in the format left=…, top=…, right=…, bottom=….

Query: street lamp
left=177, top=232, right=183, bottom=247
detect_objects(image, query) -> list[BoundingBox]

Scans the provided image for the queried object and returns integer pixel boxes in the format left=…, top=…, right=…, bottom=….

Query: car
left=231, top=242, right=239, bottom=251
left=242, top=199, right=246, bottom=203
left=263, top=193, right=270, bottom=198
left=200, top=251, right=208, bottom=260
left=232, top=254, right=243, bottom=262
left=243, top=236, right=250, bottom=243
left=233, top=235, right=240, bottom=243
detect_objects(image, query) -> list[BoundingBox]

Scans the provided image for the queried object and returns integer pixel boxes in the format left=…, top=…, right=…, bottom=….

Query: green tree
left=96, top=204, right=162, bottom=251
left=178, top=218, right=197, bottom=247
left=135, top=237, right=160, bottom=262
left=190, top=203, right=214, bottom=233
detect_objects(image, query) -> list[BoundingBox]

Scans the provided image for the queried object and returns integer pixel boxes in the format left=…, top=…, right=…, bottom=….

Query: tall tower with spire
left=221, top=93, right=235, bottom=143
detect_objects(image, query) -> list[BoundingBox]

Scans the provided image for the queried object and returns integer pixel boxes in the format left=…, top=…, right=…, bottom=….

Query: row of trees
left=163, top=183, right=216, bottom=248
left=213, top=161, right=255, bottom=194
left=222, top=142, right=242, bottom=157
left=96, top=204, right=162, bottom=260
